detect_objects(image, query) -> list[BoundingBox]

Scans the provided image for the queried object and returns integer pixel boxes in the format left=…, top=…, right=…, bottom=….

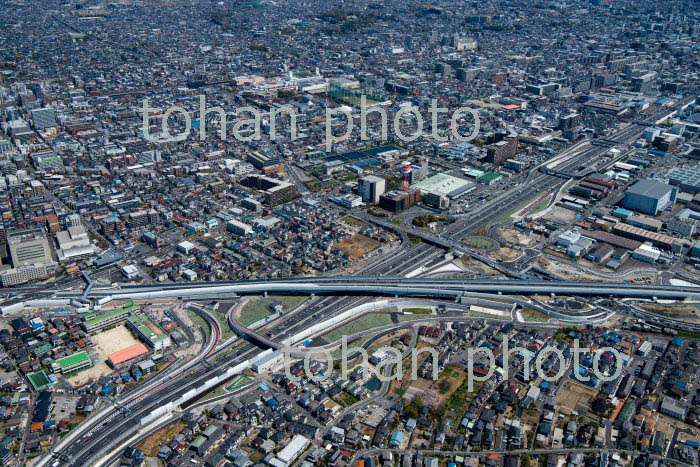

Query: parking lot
left=50, top=393, right=79, bottom=420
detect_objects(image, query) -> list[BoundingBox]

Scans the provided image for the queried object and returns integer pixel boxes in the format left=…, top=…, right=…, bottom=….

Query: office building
left=643, top=127, right=661, bottom=143
left=435, top=63, right=452, bottom=78
left=330, top=194, right=363, bottom=209
left=0, top=138, right=12, bottom=156
left=423, top=192, right=449, bottom=209
left=323, top=160, right=344, bottom=175
left=379, top=189, right=422, bottom=212
left=177, top=241, right=196, bottom=255
left=141, top=231, right=164, bottom=249
left=631, top=72, right=655, bottom=93
left=505, top=159, right=526, bottom=172
left=358, top=175, right=386, bottom=203
left=121, top=265, right=138, bottom=281
left=30, top=151, right=64, bottom=172
left=31, top=107, right=57, bottom=131
left=558, top=113, right=579, bottom=131
left=558, top=230, right=581, bottom=248
left=525, top=83, right=560, bottom=96
left=409, top=163, right=430, bottom=183
left=65, top=214, right=82, bottom=228
left=251, top=350, right=283, bottom=373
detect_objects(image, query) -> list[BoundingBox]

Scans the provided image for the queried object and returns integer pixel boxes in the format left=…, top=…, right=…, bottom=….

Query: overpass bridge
left=228, top=314, right=279, bottom=349
left=53, top=277, right=700, bottom=303
left=539, top=167, right=596, bottom=179
left=357, top=216, right=526, bottom=278
left=358, top=215, right=466, bottom=252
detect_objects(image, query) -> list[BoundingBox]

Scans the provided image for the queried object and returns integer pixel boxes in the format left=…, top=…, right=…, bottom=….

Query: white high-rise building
left=358, top=175, right=386, bottom=203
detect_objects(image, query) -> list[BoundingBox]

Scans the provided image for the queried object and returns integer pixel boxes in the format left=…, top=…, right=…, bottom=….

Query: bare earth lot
left=555, top=381, right=597, bottom=415
left=334, top=234, right=382, bottom=259
left=68, top=326, right=140, bottom=386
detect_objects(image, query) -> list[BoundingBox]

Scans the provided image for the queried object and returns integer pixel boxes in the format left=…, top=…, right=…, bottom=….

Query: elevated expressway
left=69, top=277, right=700, bottom=302
left=61, top=277, right=700, bottom=354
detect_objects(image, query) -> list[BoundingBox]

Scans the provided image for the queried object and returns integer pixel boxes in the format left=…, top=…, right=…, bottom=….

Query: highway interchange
left=28, top=100, right=700, bottom=467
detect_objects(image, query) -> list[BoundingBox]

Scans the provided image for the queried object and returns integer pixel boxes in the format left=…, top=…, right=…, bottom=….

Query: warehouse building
left=623, top=179, right=676, bottom=215
left=690, top=241, right=700, bottom=259
left=637, top=341, right=652, bottom=357
left=666, top=219, right=695, bottom=237
left=251, top=350, right=283, bottom=373
left=586, top=243, right=614, bottom=263
left=668, top=166, right=700, bottom=193
left=612, top=223, right=677, bottom=250
left=413, top=173, right=475, bottom=200
left=580, top=230, right=641, bottom=250
left=632, top=242, right=662, bottom=264
left=625, top=215, right=662, bottom=232
left=477, top=172, right=503, bottom=185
